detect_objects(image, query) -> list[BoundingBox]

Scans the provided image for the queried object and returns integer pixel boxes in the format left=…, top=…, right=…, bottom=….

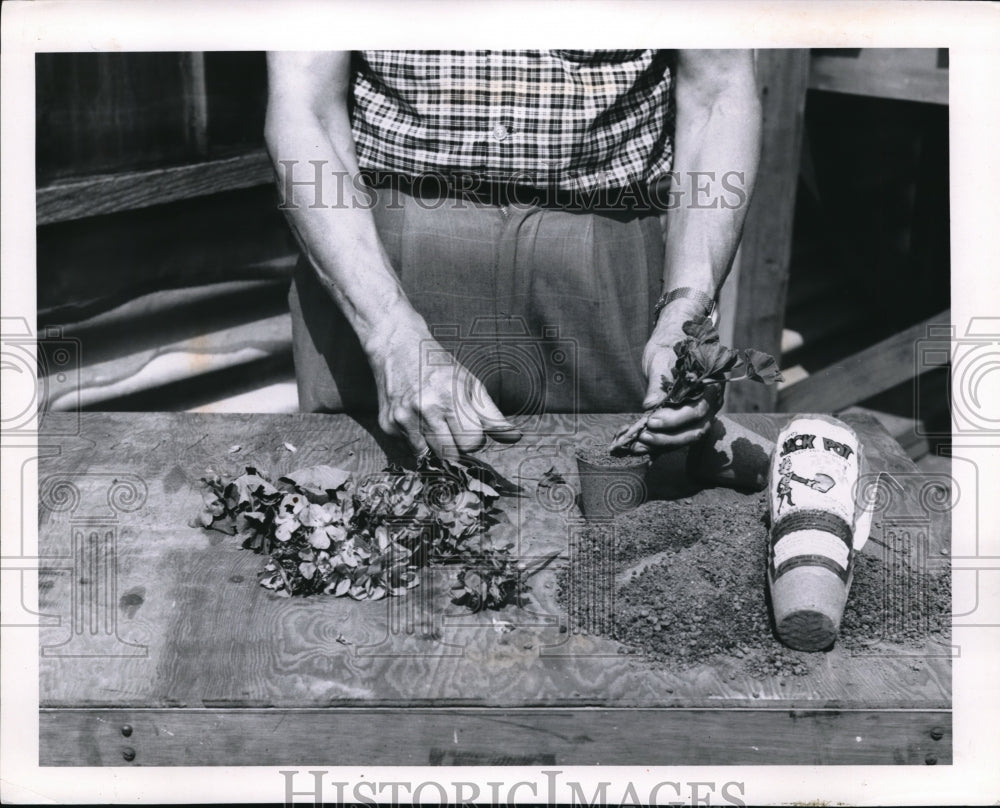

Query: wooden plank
left=39, top=707, right=951, bottom=766
left=36, top=150, right=274, bottom=226
left=728, top=50, right=811, bottom=413
left=37, top=412, right=949, bottom=720
left=179, top=52, right=209, bottom=158
left=777, top=309, right=950, bottom=414
left=35, top=53, right=205, bottom=184
left=37, top=184, right=296, bottom=322
left=810, top=48, right=948, bottom=106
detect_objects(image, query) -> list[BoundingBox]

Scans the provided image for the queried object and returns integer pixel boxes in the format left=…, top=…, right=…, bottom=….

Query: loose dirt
left=575, top=445, right=651, bottom=469
left=558, top=490, right=951, bottom=677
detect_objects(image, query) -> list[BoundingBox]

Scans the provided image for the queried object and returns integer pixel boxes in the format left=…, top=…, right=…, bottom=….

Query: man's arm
left=637, top=49, right=763, bottom=451
left=265, top=52, right=517, bottom=458
left=265, top=52, right=412, bottom=352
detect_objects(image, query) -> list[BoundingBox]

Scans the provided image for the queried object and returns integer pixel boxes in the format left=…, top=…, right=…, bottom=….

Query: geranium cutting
left=194, top=451, right=534, bottom=612
left=609, top=315, right=783, bottom=453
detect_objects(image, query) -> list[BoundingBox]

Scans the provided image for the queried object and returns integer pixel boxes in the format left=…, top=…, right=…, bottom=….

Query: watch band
left=653, top=286, right=716, bottom=319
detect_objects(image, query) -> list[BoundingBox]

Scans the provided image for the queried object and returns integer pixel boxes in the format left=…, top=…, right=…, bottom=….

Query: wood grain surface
left=40, top=707, right=951, bottom=766
left=727, top=50, right=812, bottom=413
left=37, top=151, right=274, bottom=226
left=809, top=48, right=949, bottom=106
left=37, top=412, right=951, bottom=764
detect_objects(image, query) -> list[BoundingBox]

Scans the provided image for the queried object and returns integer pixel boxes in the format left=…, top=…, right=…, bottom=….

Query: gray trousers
left=289, top=186, right=664, bottom=416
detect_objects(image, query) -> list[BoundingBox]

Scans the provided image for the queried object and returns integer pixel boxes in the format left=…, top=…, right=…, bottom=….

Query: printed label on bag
left=771, top=417, right=859, bottom=527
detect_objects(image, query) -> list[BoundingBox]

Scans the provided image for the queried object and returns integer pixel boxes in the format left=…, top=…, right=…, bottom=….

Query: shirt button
left=492, top=124, right=510, bottom=141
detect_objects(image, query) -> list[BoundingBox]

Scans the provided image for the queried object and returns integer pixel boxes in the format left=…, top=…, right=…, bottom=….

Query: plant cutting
left=608, top=315, right=783, bottom=454
left=193, top=451, right=536, bottom=612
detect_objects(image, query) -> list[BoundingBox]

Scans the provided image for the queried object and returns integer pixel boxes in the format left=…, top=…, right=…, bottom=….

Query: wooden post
left=727, top=50, right=811, bottom=412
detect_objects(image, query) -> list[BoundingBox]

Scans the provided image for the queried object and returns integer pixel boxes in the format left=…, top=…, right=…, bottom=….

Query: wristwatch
left=653, top=286, right=716, bottom=320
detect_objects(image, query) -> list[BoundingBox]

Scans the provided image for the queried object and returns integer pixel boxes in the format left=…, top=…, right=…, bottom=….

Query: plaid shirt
left=350, top=50, right=675, bottom=193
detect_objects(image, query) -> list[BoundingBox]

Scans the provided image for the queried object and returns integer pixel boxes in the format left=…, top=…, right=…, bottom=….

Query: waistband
left=360, top=170, right=669, bottom=213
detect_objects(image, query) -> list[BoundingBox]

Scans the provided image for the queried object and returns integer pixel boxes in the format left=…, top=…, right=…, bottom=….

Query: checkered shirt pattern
left=351, top=50, right=676, bottom=193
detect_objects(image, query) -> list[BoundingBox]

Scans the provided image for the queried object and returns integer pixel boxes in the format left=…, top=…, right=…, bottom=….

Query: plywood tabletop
left=37, top=411, right=950, bottom=717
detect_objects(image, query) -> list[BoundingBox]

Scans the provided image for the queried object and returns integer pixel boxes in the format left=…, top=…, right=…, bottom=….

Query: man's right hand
left=364, top=306, right=522, bottom=460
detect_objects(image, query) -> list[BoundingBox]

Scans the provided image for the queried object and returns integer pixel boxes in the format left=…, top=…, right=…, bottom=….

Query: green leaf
left=681, top=315, right=719, bottom=344
left=743, top=349, right=783, bottom=384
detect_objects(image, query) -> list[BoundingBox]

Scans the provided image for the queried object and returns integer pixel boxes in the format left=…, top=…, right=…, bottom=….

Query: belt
left=361, top=170, right=666, bottom=213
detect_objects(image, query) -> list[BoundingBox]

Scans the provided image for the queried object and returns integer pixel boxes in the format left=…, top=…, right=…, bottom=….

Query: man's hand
left=636, top=340, right=722, bottom=454
left=628, top=48, right=760, bottom=454
left=364, top=305, right=522, bottom=461
left=632, top=298, right=722, bottom=454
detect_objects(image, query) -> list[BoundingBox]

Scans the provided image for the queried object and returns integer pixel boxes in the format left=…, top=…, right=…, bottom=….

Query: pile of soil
left=558, top=490, right=951, bottom=677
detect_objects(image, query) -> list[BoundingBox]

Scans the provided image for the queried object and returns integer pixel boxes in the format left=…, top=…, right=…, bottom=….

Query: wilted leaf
left=299, top=502, right=332, bottom=528
left=194, top=439, right=527, bottom=613
left=467, top=477, right=499, bottom=500
left=274, top=520, right=297, bottom=542
left=229, top=472, right=277, bottom=507
left=280, top=465, right=352, bottom=500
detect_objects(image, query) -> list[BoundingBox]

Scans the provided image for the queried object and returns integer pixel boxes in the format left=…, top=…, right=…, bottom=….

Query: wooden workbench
left=37, top=411, right=951, bottom=766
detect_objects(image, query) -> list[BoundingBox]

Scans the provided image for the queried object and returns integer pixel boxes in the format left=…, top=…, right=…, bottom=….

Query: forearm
left=264, top=58, right=421, bottom=354
left=655, top=50, right=762, bottom=335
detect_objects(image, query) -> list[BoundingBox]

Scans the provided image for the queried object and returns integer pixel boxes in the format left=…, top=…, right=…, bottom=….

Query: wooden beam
left=728, top=50, right=812, bottom=412
left=179, top=52, right=210, bottom=157
left=810, top=48, right=948, bottom=106
left=36, top=149, right=274, bottom=225
left=40, top=706, right=951, bottom=766
left=777, top=309, right=950, bottom=413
